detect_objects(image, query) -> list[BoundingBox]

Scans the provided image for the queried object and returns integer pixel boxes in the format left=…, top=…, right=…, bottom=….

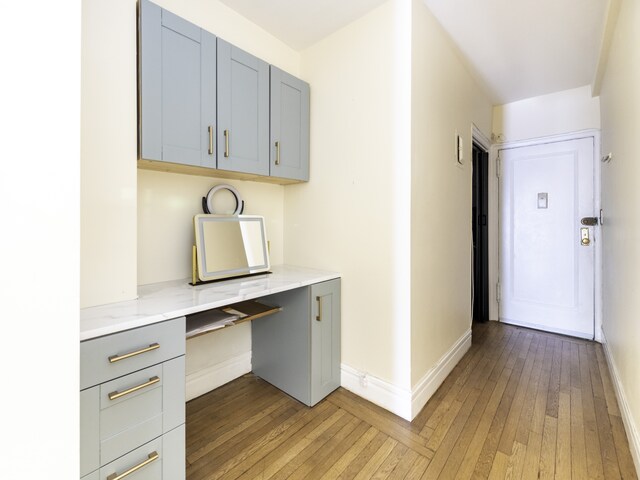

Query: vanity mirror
left=193, top=214, right=270, bottom=283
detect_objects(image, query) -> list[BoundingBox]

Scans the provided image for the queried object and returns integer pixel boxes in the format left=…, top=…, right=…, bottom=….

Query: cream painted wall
left=138, top=171, right=284, bottom=285
left=81, top=0, right=138, bottom=308
left=285, top=0, right=412, bottom=390
left=410, top=0, right=493, bottom=387
left=493, top=85, right=601, bottom=143
left=599, top=0, right=640, bottom=470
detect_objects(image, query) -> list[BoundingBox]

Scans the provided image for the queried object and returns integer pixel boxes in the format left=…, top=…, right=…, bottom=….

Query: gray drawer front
left=81, top=470, right=99, bottom=480
left=81, top=317, right=185, bottom=389
left=98, top=425, right=185, bottom=480
left=98, top=357, right=184, bottom=466
left=99, top=436, right=162, bottom=480
left=80, top=387, right=100, bottom=477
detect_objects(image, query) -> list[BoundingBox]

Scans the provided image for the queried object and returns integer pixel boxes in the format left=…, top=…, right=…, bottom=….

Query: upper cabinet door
left=139, top=0, right=216, bottom=168
left=217, top=39, right=269, bottom=176
left=270, top=67, right=310, bottom=182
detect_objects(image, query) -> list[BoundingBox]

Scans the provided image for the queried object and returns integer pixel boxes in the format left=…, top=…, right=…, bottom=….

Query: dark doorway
left=472, top=142, right=489, bottom=323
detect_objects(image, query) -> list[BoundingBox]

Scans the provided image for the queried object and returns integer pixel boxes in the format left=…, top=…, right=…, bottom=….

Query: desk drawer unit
left=80, top=317, right=185, bottom=479
left=81, top=317, right=185, bottom=390
left=99, top=424, right=185, bottom=480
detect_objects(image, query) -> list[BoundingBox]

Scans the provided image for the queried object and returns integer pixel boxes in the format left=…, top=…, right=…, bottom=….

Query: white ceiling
left=423, top=0, right=611, bottom=104
left=218, top=0, right=388, bottom=51
left=220, top=0, right=611, bottom=105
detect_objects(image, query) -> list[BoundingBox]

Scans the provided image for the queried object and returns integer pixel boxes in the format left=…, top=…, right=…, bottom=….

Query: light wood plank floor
left=186, top=322, right=637, bottom=479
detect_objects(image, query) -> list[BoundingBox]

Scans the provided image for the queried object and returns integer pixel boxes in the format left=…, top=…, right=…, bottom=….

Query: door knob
left=580, top=227, right=590, bottom=246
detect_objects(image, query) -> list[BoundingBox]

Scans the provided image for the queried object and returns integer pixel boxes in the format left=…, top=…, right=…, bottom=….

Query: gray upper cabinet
left=138, top=1, right=309, bottom=183
left=139, top=0, right=216, bottom=168
left=216, top=39, right=269, bottom=176
left=270, top=66, right=310, bottom=182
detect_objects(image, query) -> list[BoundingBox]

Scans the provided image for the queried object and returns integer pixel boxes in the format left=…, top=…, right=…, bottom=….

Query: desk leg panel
left=252, top=287, right=311, bottom=405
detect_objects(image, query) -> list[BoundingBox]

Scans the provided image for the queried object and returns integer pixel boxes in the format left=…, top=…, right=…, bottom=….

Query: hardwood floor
left=186, top=322, right=637, bottom=479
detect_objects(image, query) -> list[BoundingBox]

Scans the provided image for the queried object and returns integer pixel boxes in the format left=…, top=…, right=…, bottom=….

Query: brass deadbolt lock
left=580, top=227, right=590, bottom=246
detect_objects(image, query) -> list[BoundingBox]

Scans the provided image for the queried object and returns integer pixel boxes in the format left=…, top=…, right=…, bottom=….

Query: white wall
left=81, top=0, right=301, bottom=399
left=2, top=1, right=79, bottom=476
left=81, top=0, right=138, bottom=308
left=493, top=85, right=601, bottom=143
left=599, top=0, right=640, bottom=470
left=410, top=0, right=492, bottom=390
left=285, top=1, right=412, bottom=401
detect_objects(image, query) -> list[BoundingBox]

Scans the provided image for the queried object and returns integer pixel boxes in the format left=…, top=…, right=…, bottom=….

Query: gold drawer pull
left=108, top=343, right=160, bottom=363
left=109, top=376, right=160, bottom=401
left=107, top=451, right=159, bottom=480
left=208, top=125, right=214, bottom=155
left=316, top=296, right=322, bottom=322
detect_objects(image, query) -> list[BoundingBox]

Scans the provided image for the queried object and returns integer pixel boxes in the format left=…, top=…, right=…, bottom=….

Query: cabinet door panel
left=163, top=425, right=186, bottom=480
left=311, top=279, right=341, bottom=405
left=160, top=26, right=202, bottom=165
left=217, top=39, right=269, bottom=176
left=80, top=387, right=100, bottom=477
left=139, top=0, right=216, bottom=168
left=270, top=66, right=310, bottom=181
left=139, top=0, right=162, bottom=160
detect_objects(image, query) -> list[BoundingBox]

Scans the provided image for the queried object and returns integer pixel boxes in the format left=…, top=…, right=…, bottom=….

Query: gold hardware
left=106, top=451, right=159, bottom=480
left=316, top=296, right=322, bottom=322
left=108, top=376, right=160, bottom=401
left=208, top=126, right=214, bottom=155
left=275, top=141, right=280, bottom=165
left=108, top=343, right=160, bottom=363
left=580, top=227, right=590, bottom=246
left=192, top=245, right=198, bottom=284
left=224, top=129, right=229, bottom=157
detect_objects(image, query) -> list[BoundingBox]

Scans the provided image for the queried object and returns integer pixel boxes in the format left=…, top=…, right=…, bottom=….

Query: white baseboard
left=185, top=351, right=252, bottom=401
left=411, top=328, right=472, bottom=419
left=341, top=364, right=413, bottom=420
left=341, top=328, right=472, bottom=421
left=600, top=328, right=640, bottom=476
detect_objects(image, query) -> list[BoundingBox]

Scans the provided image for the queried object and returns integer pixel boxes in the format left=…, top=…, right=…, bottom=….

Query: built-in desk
left=79, top=265, right=341, bottom=480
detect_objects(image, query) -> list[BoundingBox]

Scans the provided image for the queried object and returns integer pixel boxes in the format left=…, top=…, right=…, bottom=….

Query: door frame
left=471, top=125, right=491, bottom=322
left=489, top=129, right=602, bottom=341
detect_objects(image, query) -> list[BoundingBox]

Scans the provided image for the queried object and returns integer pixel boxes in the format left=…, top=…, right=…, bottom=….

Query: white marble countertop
left=80, top=265, right=340, bottom=341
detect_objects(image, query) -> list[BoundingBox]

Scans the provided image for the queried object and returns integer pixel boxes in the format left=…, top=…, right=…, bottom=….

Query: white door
left=499, top=137, right=596, bottom=339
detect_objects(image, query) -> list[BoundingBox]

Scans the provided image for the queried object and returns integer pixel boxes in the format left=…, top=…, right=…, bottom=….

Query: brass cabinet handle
left=208, top=126, right=214, bottom=155
left=275, top=141, right=281, bottom=165
left=108, top=376, right=160, bottom=401
left=108, top=343, right=160, bottom=363
left=106, top=451, right=159, bottom=480
left=316, top=296, right=322, bottom=322
left=224, top=129, right=230, bottom=157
